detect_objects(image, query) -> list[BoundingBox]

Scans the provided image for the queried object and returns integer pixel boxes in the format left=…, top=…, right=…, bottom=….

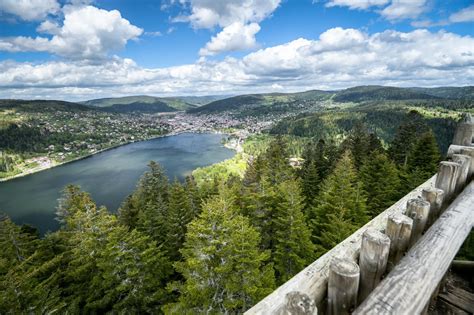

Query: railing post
left=460, top=147, right=474, bottom=180
left=386, top=213, right=413, bottom=271
left=421, top=188, right=444, bottom=227
left=284, top=291, right=317, bottom=315
left=358, top=229, right=390, bottom=303
left=406, top=198, right=430, bottom=247
left=435, top=161, right=460, bottom=202
left=452, top=154, right=471, bottom=194
left=452, top=121, right=473, bottom=146
left=328, top=259, right=360, bottom=315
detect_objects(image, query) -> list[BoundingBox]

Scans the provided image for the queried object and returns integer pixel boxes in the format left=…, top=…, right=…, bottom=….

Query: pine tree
left=136, top=197, right=168, bottom=245
left=360, top=152, right=401, bottom=217
left=407, top=130, right=441, bottom=177
left=399, top=130, right=441, bottom=191
left=164, top=180, right=194, bottom=261
left=311, top=152, right=368, bottom=254
left=273, top=179, right=315, bottom=283
left=88, top=227, right=172, bottom=313
left=184, top=175, right=202, bottom=217
left=389, top=110, right=429, bottom=166
left=340, top=122, right=370, bottom=170
left=118, top=161, right=169, bottom=229
left=166, top=194, right=275, bottom=314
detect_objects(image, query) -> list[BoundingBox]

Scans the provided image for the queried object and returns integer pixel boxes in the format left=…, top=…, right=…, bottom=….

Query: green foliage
left=360, top=152, right=401, bottom=217
left=166, top=194, right=275, bottom=314
left=311, top=152, right=368, bottom=254
left=119, top=161, right=169, bottom=229
left=83, top=95, right=195, bottom=112
left=273, top=180, right=315, bottom=283
left=164, top=180, right=195, bottom=261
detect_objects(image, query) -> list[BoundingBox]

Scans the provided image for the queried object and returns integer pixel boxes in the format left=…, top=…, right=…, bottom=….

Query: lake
left=0, top=133, right=234, bottom=234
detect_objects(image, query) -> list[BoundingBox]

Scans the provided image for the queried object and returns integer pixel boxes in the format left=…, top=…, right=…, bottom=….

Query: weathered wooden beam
left=452, top=122, right=474, bottom=146
left=358, top=229, right=390, bottom=302
left=447, top=144, right=474, bottom=159
left=406, top=198, right=430, bottom=247
left=452, top=154, right=471, bottom=194
left=460, top=147, right=474, bottom=179
left=435, top=161, right=460, bottom=202
left=328, top=259, right=359, bottom=315
left=421, top=188, right=444, bottom=227
left=283, top=291, right=318, bottom=315
left=353, top=181, right=474, bottom=315
left=386, top=213, right=413, bottom=271
left=245, top=176, right=436, bottom=315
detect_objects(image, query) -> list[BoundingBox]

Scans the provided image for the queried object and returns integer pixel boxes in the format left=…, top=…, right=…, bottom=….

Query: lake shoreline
left=0, top=130, right=230, bottom=183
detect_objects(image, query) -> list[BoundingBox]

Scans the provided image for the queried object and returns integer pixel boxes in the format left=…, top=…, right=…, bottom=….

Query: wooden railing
left=246, top=114, right=474, bottom=315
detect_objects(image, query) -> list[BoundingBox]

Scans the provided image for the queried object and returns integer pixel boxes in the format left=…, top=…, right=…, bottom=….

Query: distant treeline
left=270, top=107, right=459, bottom=154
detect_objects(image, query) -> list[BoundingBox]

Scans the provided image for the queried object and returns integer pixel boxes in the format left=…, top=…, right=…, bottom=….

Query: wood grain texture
left=421, top=188, right=444, bottom=227
left=452, top=122, right=474, bottom=146
left=460, top=148, right=474, bottom=179
left=353, top=181, right=474, bottom=315
left=447, top=144, right=474, bottom=159
left=385, top=213, right=413, bottom=271
left=406, top=198, right=430, bottom=247
left=245, top=176, right=436, bottom=315
left=452, top=154, right=471, bottom=194
left=435, top=162, right=460, bottom=202
left=358, top=229, right=390, bottom=302
left=328, top=259, right=359, bottom=315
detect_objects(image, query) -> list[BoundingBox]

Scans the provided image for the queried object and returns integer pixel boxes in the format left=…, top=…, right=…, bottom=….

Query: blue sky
left=0, top=0, right=473, bottom=100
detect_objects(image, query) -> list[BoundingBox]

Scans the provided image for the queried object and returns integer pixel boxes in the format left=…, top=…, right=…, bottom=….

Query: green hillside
left=83, top=95, right=196, bottom=112
left=270, top=101, right=461, bottom=154
left=331, top=85, right=440, bottom=103
left=188, top=90, right=332, bottom=116
left=409, top=86, right=474, bottom=100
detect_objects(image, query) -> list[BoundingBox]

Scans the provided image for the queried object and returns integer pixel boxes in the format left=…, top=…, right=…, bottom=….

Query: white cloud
left=449, top=5, right=474, bottom=23
left=326, top=0, right=389, bottom=10
left=380, top=0, right=428, bottom=20
left=144, top=31, right=163, bottom=37
left=0, top=0, right=60, bottom=21
left=173, top=0, right=280, bottom=55
left=323, top=0, right=428, bottom=21
left=175, top=0, right=281, bottom=28
left=199, top=22, right=261, bottom=56
left=0, top=6, right=143, bottom=59
left=0, top=28, right=473, bottom=100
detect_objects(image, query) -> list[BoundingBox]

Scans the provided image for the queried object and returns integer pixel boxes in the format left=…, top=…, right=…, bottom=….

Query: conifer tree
left=407, top=130, right=441, bottom=177
left=360, top=151, right=401, bottom=217
left=88, top=227, right=172, bottom=313
left=311, top=152, right=368, bottom=253
left=389, top=110, right=429, bottom=166
left=164, top=180, right=194, bottom=261
left=400, top=130, right=441, bottom=190
left=118, top=161, right=169, bottom=229
left=166, top=194, right=275, bottom=314
left=273, top=179, right=315, bottom=283
left=341, top=122, right=370, bottom=170
left=184, top=175, right=202, bottom=216
left=136, top=197, right=168, bottom=245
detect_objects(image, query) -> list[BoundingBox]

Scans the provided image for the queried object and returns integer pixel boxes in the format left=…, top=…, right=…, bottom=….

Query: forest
left=1, top=111, right=472, bottom=314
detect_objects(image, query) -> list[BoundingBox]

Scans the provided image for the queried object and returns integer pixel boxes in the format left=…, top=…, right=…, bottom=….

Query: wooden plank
left=438, top=287, right=474, bottom=314
left=245, top=176, right=437, bottom=315
left=354, top=181, right=474, bottom=315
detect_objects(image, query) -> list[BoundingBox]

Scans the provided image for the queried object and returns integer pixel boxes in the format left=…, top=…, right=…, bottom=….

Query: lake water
left=0, top=133, right=234, bottom=234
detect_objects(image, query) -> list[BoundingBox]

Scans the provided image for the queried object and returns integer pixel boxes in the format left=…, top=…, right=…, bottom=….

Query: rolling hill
left=187, top=86, right=474, bottom=116
left=82, top=95, right=196, bottom=113
left=187, top=90, right=332, bottom=116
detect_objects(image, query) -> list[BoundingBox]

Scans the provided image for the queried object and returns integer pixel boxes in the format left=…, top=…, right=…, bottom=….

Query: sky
left=0, top=0, right=473, bottom=101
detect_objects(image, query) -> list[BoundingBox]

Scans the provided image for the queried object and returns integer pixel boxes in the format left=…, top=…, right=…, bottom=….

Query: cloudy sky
left=0, top=0, right=473, bottom=101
